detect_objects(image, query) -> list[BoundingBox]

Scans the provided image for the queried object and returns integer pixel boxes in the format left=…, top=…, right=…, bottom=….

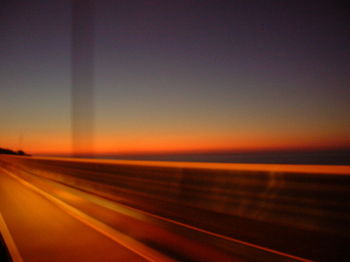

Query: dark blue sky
left=1, top=0, right=349, bottom=154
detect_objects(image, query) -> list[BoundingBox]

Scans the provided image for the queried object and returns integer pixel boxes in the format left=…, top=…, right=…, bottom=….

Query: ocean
left=92, top=149, right=350, bottom=165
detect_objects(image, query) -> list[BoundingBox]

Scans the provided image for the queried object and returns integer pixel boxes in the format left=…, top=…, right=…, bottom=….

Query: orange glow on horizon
left=24, top=135, right=350, bottom=155
left=2, top=122, right=349, bottom=156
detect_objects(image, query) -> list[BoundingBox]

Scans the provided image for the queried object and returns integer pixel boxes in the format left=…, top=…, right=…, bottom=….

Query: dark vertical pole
left=71, top=0, right=95, bottom=157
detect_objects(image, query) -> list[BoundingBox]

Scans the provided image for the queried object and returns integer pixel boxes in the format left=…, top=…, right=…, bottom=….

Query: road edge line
left=4, top=169, right=176, bottom=262
left=0, top=212, right=24, bottom=262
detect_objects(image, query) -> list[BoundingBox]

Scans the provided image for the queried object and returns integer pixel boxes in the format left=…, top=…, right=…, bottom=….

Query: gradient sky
left=1, top=0, right=349, bottom=155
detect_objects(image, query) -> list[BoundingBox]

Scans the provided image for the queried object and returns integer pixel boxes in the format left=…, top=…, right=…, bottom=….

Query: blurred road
left=0, top=170, right=153, bottom=262
left=0, top=156, right=349, bottom=262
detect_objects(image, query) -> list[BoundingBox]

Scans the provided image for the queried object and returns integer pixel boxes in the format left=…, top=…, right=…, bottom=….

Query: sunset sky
left=1, top=1, right=349, bottom=155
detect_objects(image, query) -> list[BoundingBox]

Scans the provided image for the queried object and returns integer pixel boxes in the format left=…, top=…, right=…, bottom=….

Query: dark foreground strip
left=0, top=233, right=12, bottom=262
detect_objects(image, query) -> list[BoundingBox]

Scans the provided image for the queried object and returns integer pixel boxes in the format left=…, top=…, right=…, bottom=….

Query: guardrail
left=1, top=155, right=349, bottom=261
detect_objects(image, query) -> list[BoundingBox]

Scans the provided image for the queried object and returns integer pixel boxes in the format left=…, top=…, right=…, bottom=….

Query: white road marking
left=2, top=169, right=176, bottom=262
left=0, top=211, right=24, bottom=262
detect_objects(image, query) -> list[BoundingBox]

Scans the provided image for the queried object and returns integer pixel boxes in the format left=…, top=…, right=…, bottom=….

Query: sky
left=0, top=0, right=349, bottom=155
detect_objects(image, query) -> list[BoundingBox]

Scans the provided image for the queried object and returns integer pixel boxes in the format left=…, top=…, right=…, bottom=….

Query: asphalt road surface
left=0, top=170, right=152, bottom=262
left=1, top=156, right=349, bottom=262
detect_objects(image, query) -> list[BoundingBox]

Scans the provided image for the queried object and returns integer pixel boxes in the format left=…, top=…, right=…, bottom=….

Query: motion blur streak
left=30, top=155, right=350, bottom=174
left=1, top=155, right=349, bottom=261
left=0, top=168, right=148, bottom=261
left=0, top=212, right=24, bottom=262
left=71, top=0, right=95, bottom=156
